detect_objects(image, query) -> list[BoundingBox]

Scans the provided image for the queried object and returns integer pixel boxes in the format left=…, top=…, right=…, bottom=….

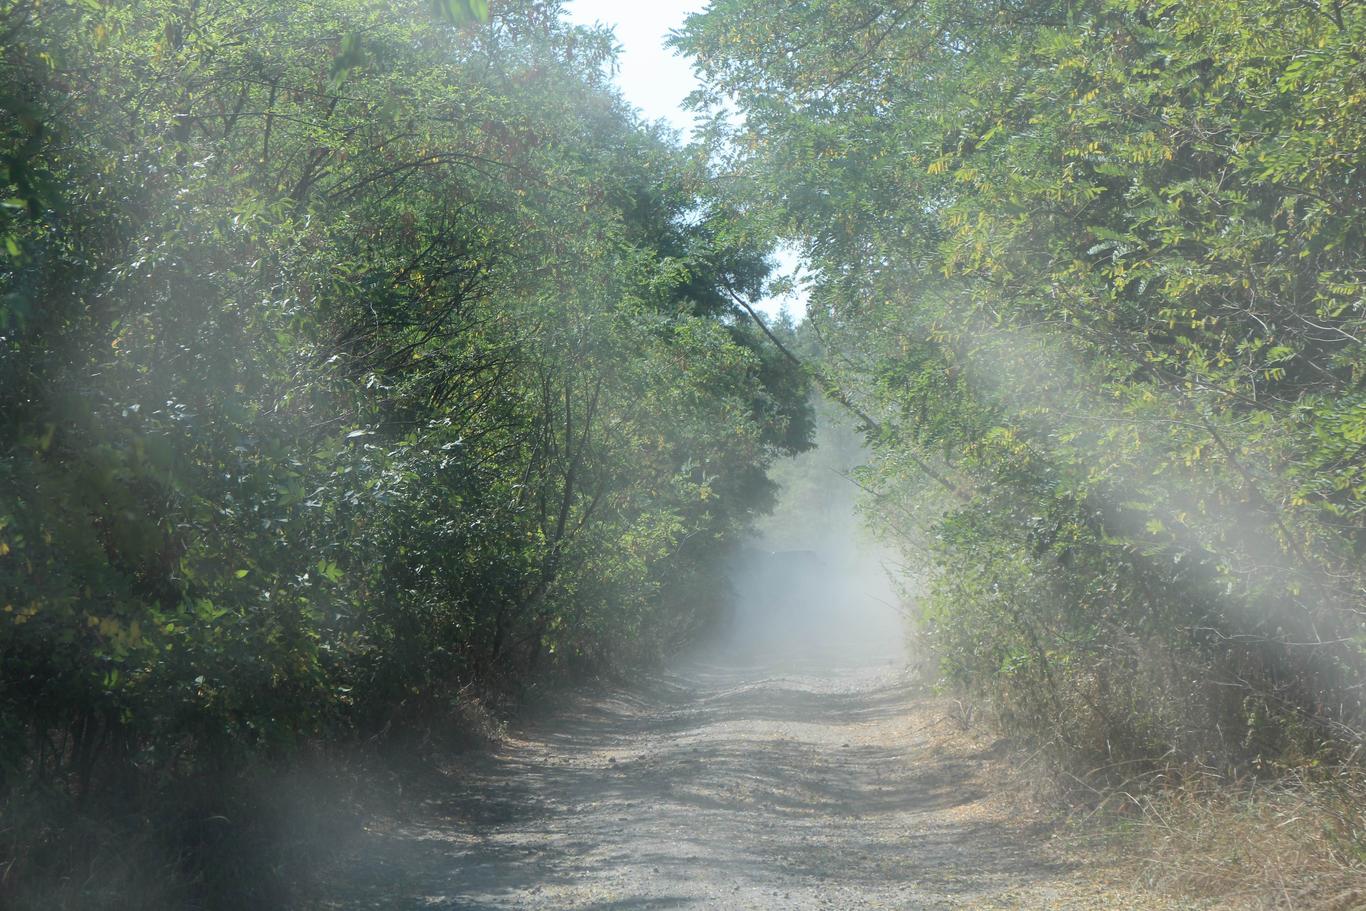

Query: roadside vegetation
left=3, top=0, right=1364, bottom=907
left=0, top=0, right=810, bottom=905
left=679, top=0, right=1366, bottom=904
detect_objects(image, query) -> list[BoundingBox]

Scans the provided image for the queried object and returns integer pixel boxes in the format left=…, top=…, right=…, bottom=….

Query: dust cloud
left=716, top=399, right=910, bottom=667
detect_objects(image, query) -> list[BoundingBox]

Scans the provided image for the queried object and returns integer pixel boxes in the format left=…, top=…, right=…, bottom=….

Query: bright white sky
left=564, top=0, right=708, bottom=139
left=563, top=0, right=807, bottom=320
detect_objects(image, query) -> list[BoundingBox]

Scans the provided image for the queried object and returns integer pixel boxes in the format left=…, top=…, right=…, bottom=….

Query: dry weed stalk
left=1119, top=766, right=1366, bottom=910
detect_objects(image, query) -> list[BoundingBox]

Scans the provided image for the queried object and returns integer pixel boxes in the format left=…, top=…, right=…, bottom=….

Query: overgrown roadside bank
left=676, top=2, right=1366, bottom=895
left=0, top=0, right=812, bottom=904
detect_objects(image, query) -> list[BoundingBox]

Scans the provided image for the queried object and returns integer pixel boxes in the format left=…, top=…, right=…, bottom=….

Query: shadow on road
left=314, top=657, right=1066, bottom=910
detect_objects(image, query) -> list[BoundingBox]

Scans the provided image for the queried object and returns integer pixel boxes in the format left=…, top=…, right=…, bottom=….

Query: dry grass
left=932, top=682, right=1366, bottom=910
left=1108, top=770, right=1366, bottom=911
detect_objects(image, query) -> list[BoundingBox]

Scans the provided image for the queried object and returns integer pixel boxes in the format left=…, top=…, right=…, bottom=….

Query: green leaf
left=316, top=559, right=343, bottom=583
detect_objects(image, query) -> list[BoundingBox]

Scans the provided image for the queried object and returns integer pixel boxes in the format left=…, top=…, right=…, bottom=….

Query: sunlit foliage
left=680, top=0, right=1365, bottom=774
left=0, top=0, right=809, bottom=894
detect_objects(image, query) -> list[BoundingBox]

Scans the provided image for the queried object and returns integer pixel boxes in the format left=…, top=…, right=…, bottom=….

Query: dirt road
left=317, top=653, right=1194, bottom=910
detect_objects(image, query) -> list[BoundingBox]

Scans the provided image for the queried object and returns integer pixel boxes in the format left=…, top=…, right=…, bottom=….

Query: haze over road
left=316, top=640, right=1190, bottom=910
left=314, top=540, right=1194, bottom=911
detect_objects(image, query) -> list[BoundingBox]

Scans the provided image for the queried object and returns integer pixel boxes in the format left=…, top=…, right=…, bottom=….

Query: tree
left=679, top=0, right=1366, bottom=773
left=0, top=0, right=810, bottom=903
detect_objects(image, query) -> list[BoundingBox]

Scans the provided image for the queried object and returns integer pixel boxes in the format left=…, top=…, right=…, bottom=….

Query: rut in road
left=317, top=654, right=1107, bottom=910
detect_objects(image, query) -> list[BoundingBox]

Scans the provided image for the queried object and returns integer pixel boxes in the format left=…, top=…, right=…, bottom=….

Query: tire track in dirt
left=317, top=655, right=1197, bottom=910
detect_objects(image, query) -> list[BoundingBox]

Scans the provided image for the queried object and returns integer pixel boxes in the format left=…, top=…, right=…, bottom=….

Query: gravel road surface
left=317, top=649, right=1196, bottom=910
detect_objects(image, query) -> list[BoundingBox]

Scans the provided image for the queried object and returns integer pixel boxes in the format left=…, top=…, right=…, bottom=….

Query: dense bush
left=0, top=0, right=809, bottom=901
left=681, top=0, right=1365, bottom=777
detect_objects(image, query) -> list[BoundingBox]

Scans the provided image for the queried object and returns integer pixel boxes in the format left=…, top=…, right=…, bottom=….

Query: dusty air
left=1, top=0, right=1362, bottom=908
